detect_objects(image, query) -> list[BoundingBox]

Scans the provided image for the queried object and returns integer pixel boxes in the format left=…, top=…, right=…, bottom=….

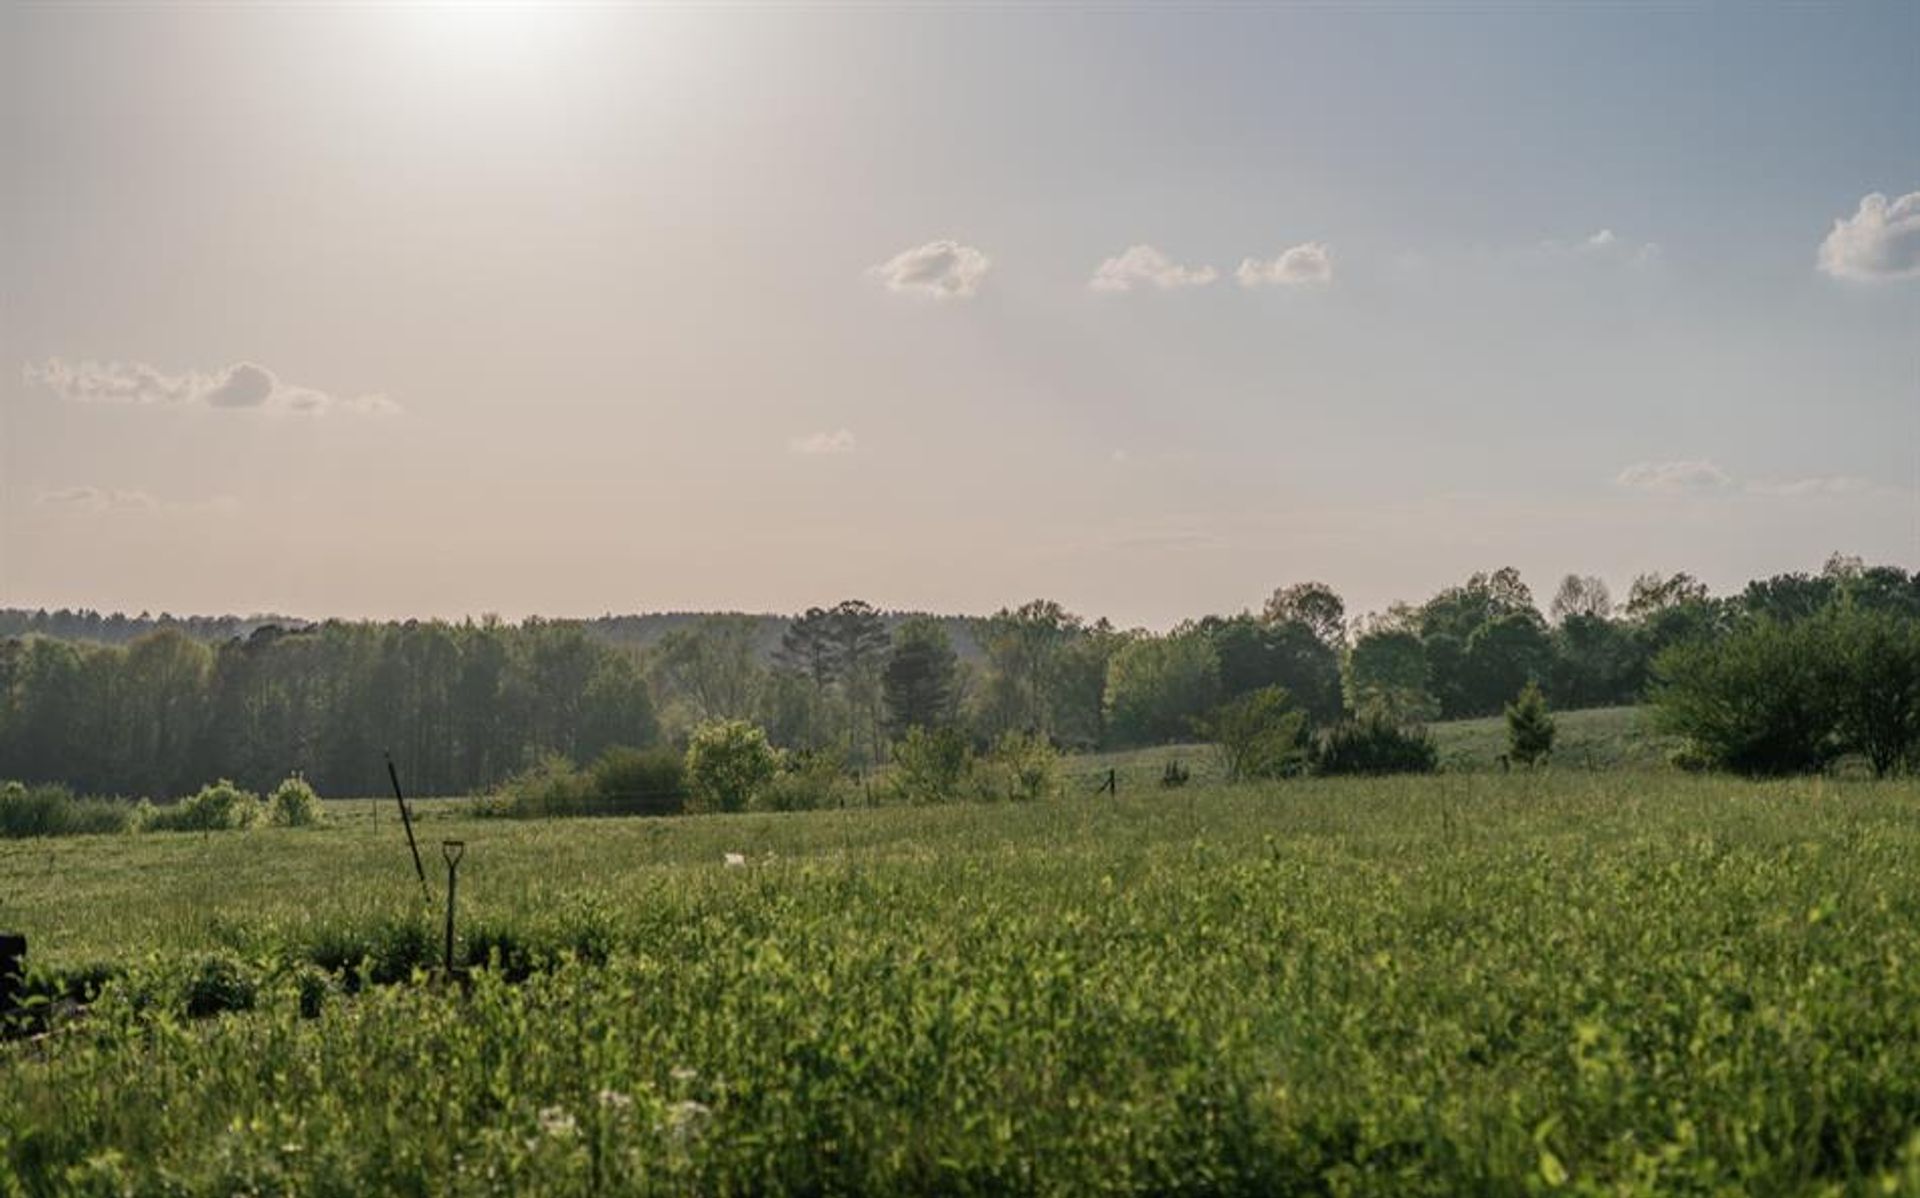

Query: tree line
left=2, top=555, right=1915, bottom=796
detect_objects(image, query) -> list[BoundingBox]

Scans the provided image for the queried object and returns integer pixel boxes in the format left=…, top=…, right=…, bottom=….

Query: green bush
left=1199, top=686, right=1309, bottom=782
left=477, top=756, right=597, bottom=819
left=1652, top=608, right=1920, bottom=778
left=145, top=780, right=264, bottom=833
left=753, top=750, right=853, bottom=813
left=181, top=952, right=259, bottom=1019
left=1314, top=715, right=1439, bottom=776
left=0, top=781, right=140, bottom=839
left=890, top=725, right=975, bottom=804
left=982, top=732, right=1060, bottom=802
left=684, top=720, right=781, bottom=814
left=1504, top=682, right=1556, bottom=767
left=590, top=746, right=686, bottom=816
left=267, top=775, right=326, bottom=827
left=1650, top=618, right=1837, bottom=777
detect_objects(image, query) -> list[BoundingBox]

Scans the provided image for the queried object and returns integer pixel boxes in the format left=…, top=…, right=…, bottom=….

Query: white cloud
left=34, top=486, right=158, bottom=512
left=1614, top=460, right=1732, bottom=494
left=1535, top=229, right=1661, bottom=266
left=790, top=429, right=856, bottom=455
left=22, top=359, right=398, bottom=415
left=1089, top=245, right=1218, bottom=292
left=1236, top=241, right=1333, bottom=287
left=1746, top=475, right=1876, bottom=498
left=868, top=240, right=991, bottom=298
left=1818, top=191, right=1920, bottom=281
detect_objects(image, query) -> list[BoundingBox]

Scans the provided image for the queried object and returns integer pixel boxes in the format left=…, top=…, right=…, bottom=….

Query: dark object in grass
left=0, top=934, right=24, bottom=1025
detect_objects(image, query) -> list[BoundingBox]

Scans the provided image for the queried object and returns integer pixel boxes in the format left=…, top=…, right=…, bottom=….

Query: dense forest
left=2, top=555, right=1915, bottom=797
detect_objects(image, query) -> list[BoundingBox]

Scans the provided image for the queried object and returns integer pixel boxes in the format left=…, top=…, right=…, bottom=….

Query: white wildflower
left=670, top=1065, right=698, bottom=1084
left=537, top=1105, right=577, bottom=1137
left=723, top=852, right=746, bottom=868
left=597, top=1089, right=633, bottom=1111
left=665, top=1099, right=712, bottom=1143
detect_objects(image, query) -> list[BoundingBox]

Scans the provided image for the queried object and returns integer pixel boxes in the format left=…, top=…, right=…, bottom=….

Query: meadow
left=5, top=766, right=1920, bottom=1195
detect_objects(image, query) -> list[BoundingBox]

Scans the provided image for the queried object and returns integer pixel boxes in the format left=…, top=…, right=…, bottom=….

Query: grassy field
left=1081, top=704, right=1669, bottom=787
left=5, top=771, right=1920, bottom=1194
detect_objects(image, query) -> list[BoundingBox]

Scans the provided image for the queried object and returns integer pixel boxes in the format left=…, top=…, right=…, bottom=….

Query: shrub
left=267, top=774, right=326, bottom=827
left=1504, top=682, right=1556, bottom=767
left=684, top=720, right=781, bottom=814
left=0, top=782, right=140, bottom=839
left=181, top=952, right=259, bottom=1019
left=1199, top=686, right=1310, bottom=782
left=590, top=747, right=686, bottom=816
left=146, top=780, right=264, bottom=833
left=1650, top=618, right=1838, bottom=777
left=479, top=756, right=597, bottom=819
left=754, top=750, right=852, bottom=813
left=1314, top=715, right=1439, bottom=776
left=890, top=725, right=975, bottom=804
left=983, top=732, right=1060, bottom=802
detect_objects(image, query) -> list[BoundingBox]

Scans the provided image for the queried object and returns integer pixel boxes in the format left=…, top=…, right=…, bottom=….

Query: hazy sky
left=3, top=3, right=1916, bottom=628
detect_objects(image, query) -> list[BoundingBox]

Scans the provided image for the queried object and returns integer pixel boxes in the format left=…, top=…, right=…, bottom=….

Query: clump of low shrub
left=182, top=951, right=259, bottom=1019
left=685, top=720, right=781, bottom=814
left=890, top=726, right=975, bottom=804
left=1199, top=686, right=1310, bottom=782
left=589, top=747, right=686, bottom=816
left=982, top=732, right=1060, bottom=802
left=145, top=780, right=264, bottom=832
left=753, top=749, right=853, bottom=813
left=0, top=781, right=141, bottom=839
left=478, top=756, right=595, bottom=819
left=267, top=774, right=326, bottom=827
left=1313, top=715, right=1439, bottom=776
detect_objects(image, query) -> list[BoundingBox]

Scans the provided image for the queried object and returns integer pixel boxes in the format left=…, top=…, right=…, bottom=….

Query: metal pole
left=386, top=750, right=429, bottom=900
left=442, top=841, right=465, bottom=975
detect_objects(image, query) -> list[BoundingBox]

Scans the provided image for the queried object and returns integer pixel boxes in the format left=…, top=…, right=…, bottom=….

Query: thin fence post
left=442, top=841, right=465, bottom=975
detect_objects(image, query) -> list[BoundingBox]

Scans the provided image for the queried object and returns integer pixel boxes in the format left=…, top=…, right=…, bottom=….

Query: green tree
left=1102, top=629, right=1221, bottom=746
left=1825, top=606, right=1920, bottom=777
left=1199, top=685, right=1309, bottom=781
left=684, top=720, right=781, bottom=813
left=1262, top=581, right=1347, bottom=646
left=1650, top=618, right=1837, bottom=776
left=1505, top=681, right=1556, bottom=767
left=882, top=617, right=960, bottom=739
left=1345, top=628, right=1436, bottom=723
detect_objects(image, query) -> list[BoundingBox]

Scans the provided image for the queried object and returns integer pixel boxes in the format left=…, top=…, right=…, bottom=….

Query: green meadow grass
left=4, top=771, right=1920, bottom=1194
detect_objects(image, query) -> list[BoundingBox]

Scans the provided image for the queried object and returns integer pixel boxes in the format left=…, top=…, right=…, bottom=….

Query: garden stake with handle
left=385, top=751, right=430, bottom=902
left=442, top=841, right=465, bottom=976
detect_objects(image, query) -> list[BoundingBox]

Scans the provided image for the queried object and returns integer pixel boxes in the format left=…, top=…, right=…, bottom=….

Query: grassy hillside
left=1082, top=704, right=1673, bottom=787
left=5, top=772, right=1920, bottom=1193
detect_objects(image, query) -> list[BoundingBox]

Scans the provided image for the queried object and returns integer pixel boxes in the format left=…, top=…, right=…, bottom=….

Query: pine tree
left=1505, top=681, right=1556, bottom=767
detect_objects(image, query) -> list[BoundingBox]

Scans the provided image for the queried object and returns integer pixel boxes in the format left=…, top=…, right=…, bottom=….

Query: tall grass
left=0, top=781, right=139, bottom=838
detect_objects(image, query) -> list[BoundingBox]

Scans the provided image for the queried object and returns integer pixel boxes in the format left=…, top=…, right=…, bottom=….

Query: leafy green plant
left=1313, top=715, right=1439, bottom=776
left=889, top=725, right=975, bottom=803
left=589, top=746, right=687, bottom=816
left=0, top=781, right=141, bottom=838
left=684, top=720, right=781, bottom=813
left=1650, top=617, right=1838, bottom=776
left=145, top=780, right=264, bottom=832
left=1504, top=681, right=1555, bottom=767
left=983, top=731, right=1060, bottom=802
left=1199, top=686, right=1309, bottom=782
left=754, top=749, right=852, bottom=812
left=476, top=756, right=597, bottom=819
left=267, top=774, right=327, bottom=827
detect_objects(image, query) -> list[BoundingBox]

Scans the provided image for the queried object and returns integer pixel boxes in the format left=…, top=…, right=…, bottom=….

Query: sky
left=2, top=3, right=1916, bottom=629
